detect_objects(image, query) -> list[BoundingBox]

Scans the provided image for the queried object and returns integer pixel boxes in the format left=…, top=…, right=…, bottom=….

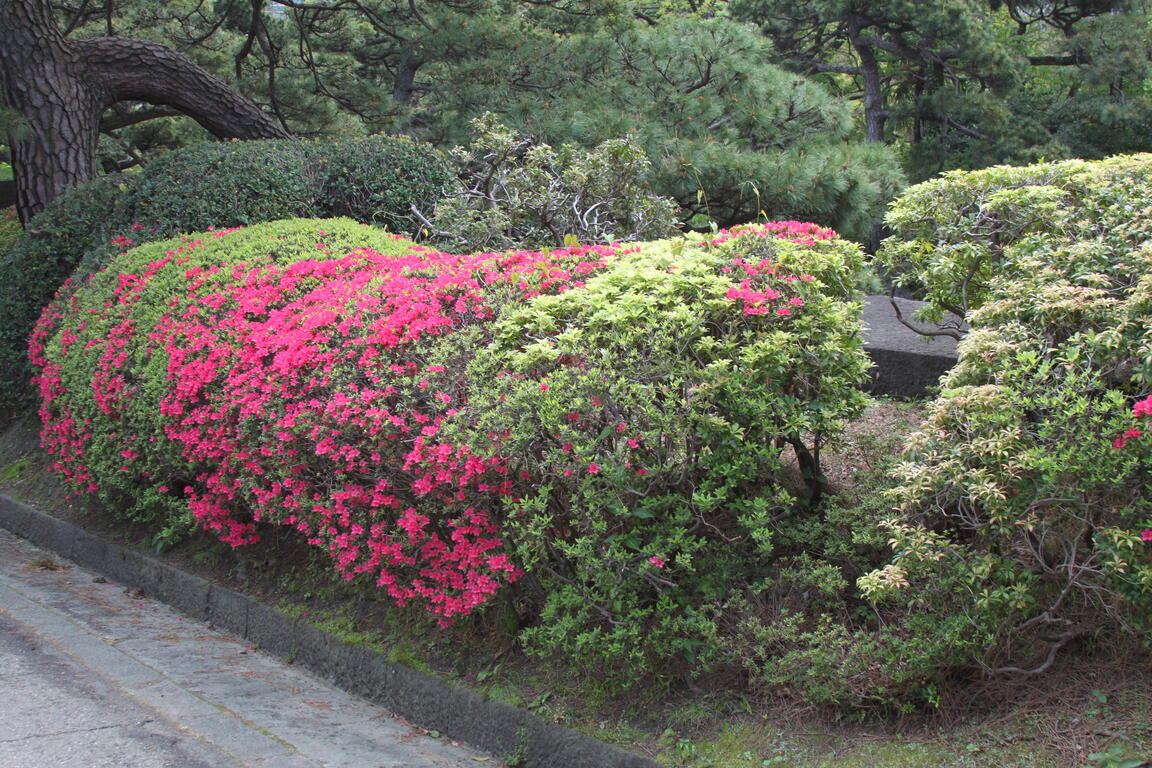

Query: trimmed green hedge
left=115, top=140, right=321, bottom=234
left=0, top=176, right=128, bottom=416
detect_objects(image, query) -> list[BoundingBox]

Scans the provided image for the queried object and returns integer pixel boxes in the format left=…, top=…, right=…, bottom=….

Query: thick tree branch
left=75, top=36, right=292, bottom=139
left=1, top=0, right=290, bottom=222
left=804, top=61, right=863, bottom=75
left=943, top=116, right=988, bottom=141
left=1028, top=53, right=1090, bottom=66
left=888, top=285, right=965, bottom=341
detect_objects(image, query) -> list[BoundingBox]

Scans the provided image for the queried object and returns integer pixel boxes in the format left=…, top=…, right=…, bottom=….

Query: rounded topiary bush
left=115, top=136, right=454, bottom=238
left=31, top=219, right=421, bottom=528
left=315, top=135, right=455, bottom=233
left=34, top=217, right=871, bottom=686
left=454, top=222, right=870, bottom=680
left=115, top=140, right=320, bottom=235
left=860, top=155, right=1152, bottom=691
left=876, top=154, right=1152, bottom=323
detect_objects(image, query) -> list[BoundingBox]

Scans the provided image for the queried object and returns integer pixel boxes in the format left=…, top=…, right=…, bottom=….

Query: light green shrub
left=453, top=224, right=871, bottom=683
left=875, top=155, right=1152, bottom=326
left=863, top=155, right=1152, bottom=685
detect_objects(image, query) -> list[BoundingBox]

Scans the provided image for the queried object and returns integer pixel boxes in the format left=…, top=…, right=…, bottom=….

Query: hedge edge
left=0, top=492, right=657, bottom=768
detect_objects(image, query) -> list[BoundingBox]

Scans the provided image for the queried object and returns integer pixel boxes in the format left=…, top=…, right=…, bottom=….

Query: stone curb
left=0, top=492, right=658, bottom=768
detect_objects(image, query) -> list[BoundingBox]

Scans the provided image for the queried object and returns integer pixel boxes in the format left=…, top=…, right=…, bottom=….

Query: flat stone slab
left=860, top=295, right=964, bottom=398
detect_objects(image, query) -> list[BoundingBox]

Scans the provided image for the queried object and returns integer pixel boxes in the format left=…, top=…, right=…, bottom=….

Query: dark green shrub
left=315, top=134, right=455, bottom=233
left=117, top=136, right=454, bottom=238
left=114, top=139, right=321, bottom=233
left=0, top=207, right=20, bottom=253
left=861, top=155, right=1152, bottom=692
left=0, top=175, right=127, bottom=416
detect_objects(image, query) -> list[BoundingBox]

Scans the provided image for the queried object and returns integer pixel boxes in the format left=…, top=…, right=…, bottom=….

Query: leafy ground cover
left=2, top=402, right=1148, bottom=768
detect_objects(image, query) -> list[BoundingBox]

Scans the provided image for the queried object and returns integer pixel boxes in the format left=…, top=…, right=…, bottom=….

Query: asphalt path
left=0, top=528, right=499, bottom=768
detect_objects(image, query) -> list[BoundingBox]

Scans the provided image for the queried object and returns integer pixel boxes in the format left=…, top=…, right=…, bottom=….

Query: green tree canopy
left=26, top=0, right=903, bottom=239
left=731, top=0, right=1150, bottom=179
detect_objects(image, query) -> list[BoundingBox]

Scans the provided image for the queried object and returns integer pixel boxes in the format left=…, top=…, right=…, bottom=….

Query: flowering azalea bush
left=34, top=216, right=870, bottom=679
left=861, top=155, right=1152, bottom=689
left=32, top=218, right=620, bottom=619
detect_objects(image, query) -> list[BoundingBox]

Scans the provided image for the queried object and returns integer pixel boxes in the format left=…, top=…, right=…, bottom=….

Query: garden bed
left=4, top=405, right=1148, bottom=768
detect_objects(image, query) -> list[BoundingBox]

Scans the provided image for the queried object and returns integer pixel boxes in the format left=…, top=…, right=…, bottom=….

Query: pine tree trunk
left=0, top=0, right=103, bottom=224
left=0, top=0, right=291, bottom=225
left=845, top=14, right=887, bottom=144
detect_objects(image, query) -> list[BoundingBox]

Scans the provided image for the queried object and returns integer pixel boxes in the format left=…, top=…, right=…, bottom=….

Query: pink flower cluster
left=1113, top=395, right=1152, bottom=544
left=1135, top=395, right=1152, bottom=419
left=708, top=220, right=836, bottom=248
left=1112, top=395, right=1152, bottom=449
left=709, top=222, right=824, bottom=316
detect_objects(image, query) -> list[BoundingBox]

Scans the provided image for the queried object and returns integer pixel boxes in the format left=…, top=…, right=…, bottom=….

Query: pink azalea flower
left=1134, top=396, right=1152, bottom=418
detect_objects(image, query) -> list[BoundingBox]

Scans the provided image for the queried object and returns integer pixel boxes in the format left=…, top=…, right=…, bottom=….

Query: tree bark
left=0, top=0, right=290, bottom=224
left=845, top=14, right=886, bottom=143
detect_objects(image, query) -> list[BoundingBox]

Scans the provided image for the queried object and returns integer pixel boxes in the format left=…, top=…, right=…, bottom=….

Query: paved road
left=0, top=528, right=499, bottom=768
